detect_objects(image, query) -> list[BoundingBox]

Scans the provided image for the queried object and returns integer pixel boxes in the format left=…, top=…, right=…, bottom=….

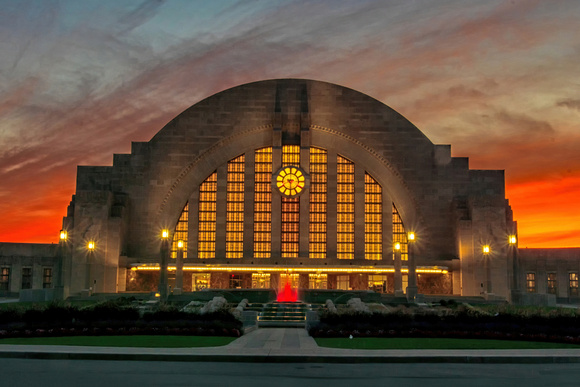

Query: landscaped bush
left=309, top=304, right=580, bottom=344
left=0, top=298, right=242, bottom=339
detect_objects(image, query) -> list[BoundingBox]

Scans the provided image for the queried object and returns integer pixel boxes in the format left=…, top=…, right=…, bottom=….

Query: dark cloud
left=557, top=98, right=580, bottom=112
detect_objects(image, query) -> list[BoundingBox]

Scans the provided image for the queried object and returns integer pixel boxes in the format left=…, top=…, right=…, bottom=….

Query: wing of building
left=1, top=79, right=578, bottom=304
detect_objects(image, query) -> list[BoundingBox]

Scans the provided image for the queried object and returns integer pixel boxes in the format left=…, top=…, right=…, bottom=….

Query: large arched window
left=336, top=155, right=355, bottom=259
left=198, top=172, right=217, bottom=259
left=226, top=155, right=245, bottom=259
left=309, top=147, right=327, bottom=259
left=254, top=147, right=272, bottom=258
left=169, top=146, right=408, bottom=261
left=365, top=173, right=382, bottom=260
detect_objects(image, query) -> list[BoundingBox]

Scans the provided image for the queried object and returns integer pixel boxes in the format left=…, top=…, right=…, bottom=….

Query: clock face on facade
left=274, top=166, right=307, bottom=197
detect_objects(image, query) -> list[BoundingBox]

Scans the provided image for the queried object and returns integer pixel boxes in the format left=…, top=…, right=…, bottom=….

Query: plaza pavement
left=1, top=328, right=580, bottom=363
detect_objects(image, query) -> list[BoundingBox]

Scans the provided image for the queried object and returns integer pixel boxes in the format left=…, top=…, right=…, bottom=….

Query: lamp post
left=159, top=230, right=170, bottom=301
left=482, top=245, right=491, bottom=296
left=175, top=239, right=184, bottom=294
left=509, top=235, right=520, bottom=303
left=55, top=230, right=68, bottom=300
left=406, top=232, right=418, bottom=302
left=394, top=242, right=404, bottom=297
left=87, top=241, right=95, bottom=296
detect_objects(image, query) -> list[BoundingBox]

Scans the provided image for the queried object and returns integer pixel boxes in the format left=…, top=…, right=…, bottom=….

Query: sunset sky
left=1, top=0, right=579, bottom=248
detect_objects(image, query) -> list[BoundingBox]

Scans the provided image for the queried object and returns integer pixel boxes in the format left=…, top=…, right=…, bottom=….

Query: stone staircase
left=257, top=301, right=312, bottom=327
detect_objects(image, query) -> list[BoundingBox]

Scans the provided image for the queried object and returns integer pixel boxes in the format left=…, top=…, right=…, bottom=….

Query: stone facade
left=0, top=79, right=576, bottom=303
left=0, top=243, right=59, bottom=297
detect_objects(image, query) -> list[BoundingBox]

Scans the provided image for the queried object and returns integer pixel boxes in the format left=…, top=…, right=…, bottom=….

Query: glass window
left=309, top=273, right=327, bottom=289
left=368, top=274, right=387, bottom=293
left=192, top=273, right=210, bottom=291
left=392, top=204, right=408, bottom=261
left=570, top=273, right=579, bottom=297
left=171, top=203, right=189, bottom=259
left=336, top=275, right=350, bottom=290
left=337, top=155, right=354, bottom=259
left=281, top=145, right=300, bottom=258
left=309, top=147, right=327, bottom=258
left=526, top=272, right=536, bottom=293
left=198, top=172, right=217, bottom=259
left=0, top=268, right=9, bottom=291
left=21, top=267, right=32, bottom=290
left=43, top=268, right=53, bottom=289
left=365, top=173, right=382, bottom=260
left=226, top=155, right=245, bottom=259
left=547, top=273, right=557, bottom=295
left=280, top=273, right=299, bottom=289
left=251, top=273, right=270, bottom=289
left=254, top=147, right=272, bottom=258
left=229, top=274, right=243, bottom=289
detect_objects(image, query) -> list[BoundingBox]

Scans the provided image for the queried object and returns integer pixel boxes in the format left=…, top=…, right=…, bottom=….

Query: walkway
left=1, top=328, right=580, bottom=363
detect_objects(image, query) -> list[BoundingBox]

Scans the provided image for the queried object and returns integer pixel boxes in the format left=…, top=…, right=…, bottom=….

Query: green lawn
left=0, top=335, right=237, bottom=348
left=315, top=337, right=580, bottom=350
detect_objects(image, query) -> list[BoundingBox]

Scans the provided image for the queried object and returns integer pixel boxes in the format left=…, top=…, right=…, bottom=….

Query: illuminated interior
left=148, top=144, right=445, bottom=292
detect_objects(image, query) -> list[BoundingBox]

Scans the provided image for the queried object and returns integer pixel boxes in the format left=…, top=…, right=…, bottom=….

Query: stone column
left=354, top=166, right=365, bottom=261
left=175, top=247, right=184, bottom=294
left=406, top=240, right=418, bottom=301
left=158, top=238, right=169, bottom=300
left=394, top=246, right=404, bottom=296
left=215, top=164, right=228, bottom=260
left=326, top=151, right=337, bottom=260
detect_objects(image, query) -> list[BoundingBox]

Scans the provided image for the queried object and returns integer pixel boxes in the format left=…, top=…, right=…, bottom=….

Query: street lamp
left=175, top=239, right=185, bottom=294
left=158, top=229, right=170, bottom=300
left=56, top=230, right=69, bottom=300
left=86, top=241, right=96, bottom=295
left=393, top=242, right=403, bottom=296
left=509, top=234, right=519, bottom=300
left=407, top=232, right=418, bottom=301
left=482, top=245, right=491, bottom=295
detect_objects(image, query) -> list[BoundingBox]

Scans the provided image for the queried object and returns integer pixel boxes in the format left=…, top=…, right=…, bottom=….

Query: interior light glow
left=131, top=265, right=449, bottom=274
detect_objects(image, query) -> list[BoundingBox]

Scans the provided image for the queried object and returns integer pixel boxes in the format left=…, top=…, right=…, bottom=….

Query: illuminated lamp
left=394, top=242, right=401, bottom=251
left=87, top=241, right=95, bottom=251
left=509, top=235, right=517, bottom=245
left=482, top=245, right=490, bottom=254
left=161, top=229, right=169, bottom=239
left=59, top=230, right=68, bottom=241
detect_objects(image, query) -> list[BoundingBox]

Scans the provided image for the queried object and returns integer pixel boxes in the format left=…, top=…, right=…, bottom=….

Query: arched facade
left=59, top=79, right=516, bottom=298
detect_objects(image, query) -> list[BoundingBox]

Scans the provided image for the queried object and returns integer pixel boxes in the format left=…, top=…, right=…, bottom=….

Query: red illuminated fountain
left=277, top=280, right=298, bottom=302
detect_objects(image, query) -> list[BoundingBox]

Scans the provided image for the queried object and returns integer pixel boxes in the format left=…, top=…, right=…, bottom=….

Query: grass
left=0, top=335, right=237, bottom=348
left=315, top=337, right=580, bottom=350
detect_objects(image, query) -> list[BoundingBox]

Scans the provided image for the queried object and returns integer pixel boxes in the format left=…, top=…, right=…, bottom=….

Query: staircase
left=257, top=301, right=311, bottom=327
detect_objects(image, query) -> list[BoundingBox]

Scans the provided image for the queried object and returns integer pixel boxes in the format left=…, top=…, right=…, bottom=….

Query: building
left=1, top=79, right=578, bottom=303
